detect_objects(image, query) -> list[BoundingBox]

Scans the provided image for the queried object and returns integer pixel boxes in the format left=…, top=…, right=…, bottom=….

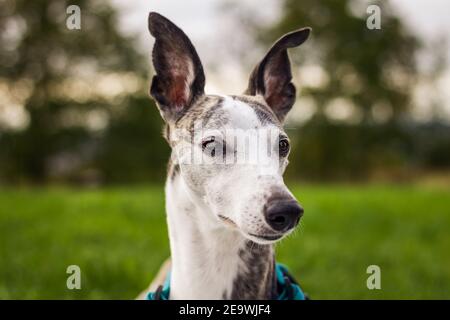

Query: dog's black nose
left=264, top=199, right=304, bottom=232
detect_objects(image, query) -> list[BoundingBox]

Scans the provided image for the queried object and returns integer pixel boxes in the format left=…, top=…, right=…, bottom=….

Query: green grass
left=0, top=184, right=449, bottom=299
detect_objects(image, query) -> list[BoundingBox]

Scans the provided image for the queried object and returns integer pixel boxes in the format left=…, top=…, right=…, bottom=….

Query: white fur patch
left=221, top=95, right=261, bottom=129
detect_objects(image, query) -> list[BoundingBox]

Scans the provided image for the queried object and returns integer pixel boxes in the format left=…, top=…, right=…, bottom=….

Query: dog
left=137, top=12, right=311, bottom=300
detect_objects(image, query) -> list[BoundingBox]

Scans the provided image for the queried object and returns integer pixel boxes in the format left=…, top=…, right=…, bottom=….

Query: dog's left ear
left=148, top=12, right=205, bottom=121
left=246, top=28, right=311, bottom=123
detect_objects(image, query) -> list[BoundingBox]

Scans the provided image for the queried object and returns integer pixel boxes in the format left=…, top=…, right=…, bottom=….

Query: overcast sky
left=112, top=0, right=450, bottom=61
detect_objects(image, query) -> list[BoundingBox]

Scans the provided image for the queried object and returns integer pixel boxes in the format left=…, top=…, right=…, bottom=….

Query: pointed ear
left=148, top=12, right=205, bottom=121
left=245, top=28, right=311, bottom=123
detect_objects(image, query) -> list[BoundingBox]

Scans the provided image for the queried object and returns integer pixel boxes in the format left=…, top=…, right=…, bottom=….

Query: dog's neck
left=165, top=168, right=276, bottom=299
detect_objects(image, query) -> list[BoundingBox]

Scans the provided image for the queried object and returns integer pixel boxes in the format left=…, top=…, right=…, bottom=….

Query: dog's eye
left=202, top=136, right=227, bottom=158
left=279, top=138, right=290, bottom=157
left=202, top=137, right=217, bottom=157
left=202, top=137, right=215, bottom=149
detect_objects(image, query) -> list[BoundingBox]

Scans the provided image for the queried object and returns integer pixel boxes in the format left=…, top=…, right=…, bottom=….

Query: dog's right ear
left=148, top=12, right=205, bottom=121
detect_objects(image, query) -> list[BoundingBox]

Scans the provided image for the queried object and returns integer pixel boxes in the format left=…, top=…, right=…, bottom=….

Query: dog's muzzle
left=264, top=198, right=304, bottom=232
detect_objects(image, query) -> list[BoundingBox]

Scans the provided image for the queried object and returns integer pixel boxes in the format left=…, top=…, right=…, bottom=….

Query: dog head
left=148, top=12, right=310, bottom=244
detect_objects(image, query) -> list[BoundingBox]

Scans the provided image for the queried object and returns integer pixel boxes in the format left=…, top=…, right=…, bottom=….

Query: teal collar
left=146, top=263, right=306, bottom=300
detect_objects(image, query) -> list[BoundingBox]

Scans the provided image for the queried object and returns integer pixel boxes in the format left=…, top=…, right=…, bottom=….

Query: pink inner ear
left=169, top=75, right=189, bottom=110
left=264, top=74, right=284, bottom=106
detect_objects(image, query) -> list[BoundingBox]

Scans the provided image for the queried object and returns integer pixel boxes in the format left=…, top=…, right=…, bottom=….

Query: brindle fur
left=229, top=241, right=275, bottom=299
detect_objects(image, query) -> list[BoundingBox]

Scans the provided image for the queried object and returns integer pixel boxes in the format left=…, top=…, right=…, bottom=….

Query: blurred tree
left=0, top=0, right=168, bottom=184
left=96, top=96, right=170, bottom=184
left=258, top=0, right=420, bottom=123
